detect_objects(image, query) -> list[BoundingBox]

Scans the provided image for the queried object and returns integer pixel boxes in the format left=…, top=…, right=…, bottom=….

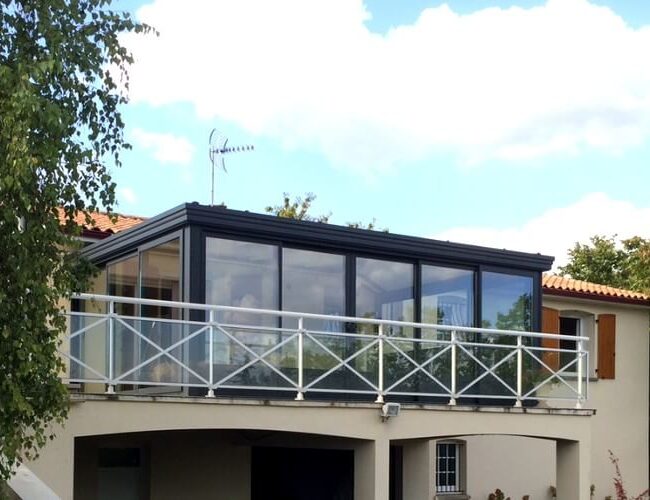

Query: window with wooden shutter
left=541, top=307, right=560, bottom=371
left=597, top=314, right=616, bottom=379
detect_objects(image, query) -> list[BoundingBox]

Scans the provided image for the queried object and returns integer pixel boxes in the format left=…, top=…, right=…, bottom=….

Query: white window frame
left=435, top=440, right=465, bottom=495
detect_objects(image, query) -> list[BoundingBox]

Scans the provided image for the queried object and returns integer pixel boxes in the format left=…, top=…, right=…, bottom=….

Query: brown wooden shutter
left=597, top=314, right=616, bottom=379
left=541, top=307, right=560, bottom=371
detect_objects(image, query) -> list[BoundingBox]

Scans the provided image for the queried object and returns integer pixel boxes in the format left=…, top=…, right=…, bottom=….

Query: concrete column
left=556, top=439, right=591, bottom=500
left=402, top=439, right=434, bottom=500
left=354, top=439, right=390, bottom=500
left=27, top=424, right=74, bottom=500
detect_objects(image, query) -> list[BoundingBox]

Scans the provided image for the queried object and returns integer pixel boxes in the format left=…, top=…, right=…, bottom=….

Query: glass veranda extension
left=63, top=293, right=588, bottom=407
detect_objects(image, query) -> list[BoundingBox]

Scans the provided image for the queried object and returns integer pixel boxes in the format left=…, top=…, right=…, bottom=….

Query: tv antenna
left=208, top=128, right=254, bottom=206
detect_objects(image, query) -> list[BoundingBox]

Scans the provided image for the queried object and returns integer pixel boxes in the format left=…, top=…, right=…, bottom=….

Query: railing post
left=515, top=334, right=523, bottom=407
left=206, top=309, right=215, bottom=398
left=576, top=339, right=584, bottom=409
left=295, top=317, right=305, bottom=401
left=448, top=330, right=457, bottom=406
left=106, top=300, right=115, bottom=394
left=375, top=324, right=384, bottom=403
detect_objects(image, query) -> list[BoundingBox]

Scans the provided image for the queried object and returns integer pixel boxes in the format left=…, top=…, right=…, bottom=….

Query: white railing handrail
left=64, top=293, right=589, bottom=408
left=72, top=293, right=588, bottom=342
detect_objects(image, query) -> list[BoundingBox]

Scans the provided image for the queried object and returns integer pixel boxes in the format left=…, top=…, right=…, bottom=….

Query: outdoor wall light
left=380, top=402, right=401, bottom=422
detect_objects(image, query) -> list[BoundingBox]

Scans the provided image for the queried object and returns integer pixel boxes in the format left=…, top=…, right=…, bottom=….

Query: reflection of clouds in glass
left=421, top=265, right=474, bottom=327
left=205, top=237, right=278, bottom=330
left=483, top=272, right=532, bottom=295
left=422, top=266, right=470, bottom=283
left=356, top=258, right=414, bottom=333
left=206, top=238, right=276, bottom=268
left=357, top=258, right=412, bottom=292
left=283, top=248, right=343, bottom=274
left=283, top=248, right=345, bottom=329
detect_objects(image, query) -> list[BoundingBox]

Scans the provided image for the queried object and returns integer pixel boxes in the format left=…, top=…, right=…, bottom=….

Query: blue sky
left=111, top=0, right=650, bottom=265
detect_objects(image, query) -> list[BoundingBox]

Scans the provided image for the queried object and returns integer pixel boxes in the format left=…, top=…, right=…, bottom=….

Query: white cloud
left=434, top=193, right=650, bottom=268
left=131, top=128, right=195, bottom=166
left=118, top=187, right=137, bottom=204
left=123, top=0, right=650, bottom=173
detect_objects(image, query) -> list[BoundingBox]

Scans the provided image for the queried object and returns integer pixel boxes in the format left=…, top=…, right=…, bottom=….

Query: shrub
left=608, top=450, right=650, bottom=500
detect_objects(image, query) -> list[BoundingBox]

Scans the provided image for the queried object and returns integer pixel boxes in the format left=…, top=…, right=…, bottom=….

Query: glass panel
left=108, top=256, right=138, bottom=310
left=421, top=265, right=473, bottom=328
left=69, top=314, right=108, bottom=381
left=71, top=268, right=107, bottom=384
left=477, top=271, right=533, bottom=401
left=136, top=240, right=183, bottom=386
left=436, top=443, right=459, bottom=493
left=481, top=271, right=533, bottom=332
left=282, top=248, right=345, bottom=331
left=356, top=258, right=414, bottom=337
left=206, top=238, right=279, bottom=322
left=108, top=256, right=138, bottom=381
left=140, top=239, right=181, bottom=319
left=205, top=238, right=279, bottom=366
left=420, top=265, right=474, bottom=385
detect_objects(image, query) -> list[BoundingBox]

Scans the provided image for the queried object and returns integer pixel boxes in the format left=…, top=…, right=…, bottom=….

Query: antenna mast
left=208, top=129, right=254, bottom=206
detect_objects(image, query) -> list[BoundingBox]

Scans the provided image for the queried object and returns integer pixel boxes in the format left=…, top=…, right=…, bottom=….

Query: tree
left=0, top=0, right=151, bottom=483
left=559, top=235, right=650, bottom=294
left=265, top=192, right=331, bottom=223
left=266, top=192, right=387, bottom=231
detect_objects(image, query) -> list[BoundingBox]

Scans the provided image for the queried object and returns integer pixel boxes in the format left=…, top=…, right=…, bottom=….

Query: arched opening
left=74, top=429, right=363, bottom=500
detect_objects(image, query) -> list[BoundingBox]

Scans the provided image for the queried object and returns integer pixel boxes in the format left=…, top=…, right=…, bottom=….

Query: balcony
left=62, top=293, right=589, bottom=407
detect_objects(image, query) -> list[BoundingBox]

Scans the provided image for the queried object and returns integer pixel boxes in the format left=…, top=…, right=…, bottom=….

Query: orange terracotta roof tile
left=543, top=274, right=650, bottom=305
left=57, top=208, right=146, bottom=235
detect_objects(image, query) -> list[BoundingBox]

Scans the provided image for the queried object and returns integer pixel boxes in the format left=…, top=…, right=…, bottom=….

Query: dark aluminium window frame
left=82, top=205, right=552, bottom=400
left=197, top=233, right=541, bottom=333
left=83, top=207, right=546, bottom=335
left=99, top=231, right=185, bottom=394
left=102, top=230, right=185, bottom=307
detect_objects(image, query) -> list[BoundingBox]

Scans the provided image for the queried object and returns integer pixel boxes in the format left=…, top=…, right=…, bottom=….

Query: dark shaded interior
left=251, top=447, right=354, bottom=500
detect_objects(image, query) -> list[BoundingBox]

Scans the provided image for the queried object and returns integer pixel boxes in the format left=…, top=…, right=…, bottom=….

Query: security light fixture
left=380, top=402, right=401, bottom=422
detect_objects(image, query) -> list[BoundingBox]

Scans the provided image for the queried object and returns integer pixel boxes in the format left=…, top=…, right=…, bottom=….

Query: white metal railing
left=61, top=293, right=589, bottom=407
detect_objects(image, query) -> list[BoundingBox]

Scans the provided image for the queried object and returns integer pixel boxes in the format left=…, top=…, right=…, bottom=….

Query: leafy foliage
left=608, top=450, right=650, bottom=500
left=559, top=235, right=650, bottom=294
left=487, top=488, right=511, bottom=500
left=265, top=192, right=387, bottom=230
left=0, top=0, right=151, bottom=482
left=265, top=192, right=331, bottom=223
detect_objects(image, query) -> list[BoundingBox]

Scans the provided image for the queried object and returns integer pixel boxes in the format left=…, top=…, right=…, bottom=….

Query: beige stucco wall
left=545, top=295, right=649, bottom=499
left=461, top=295, right=649, bottom=499
left=73, top=430, right=379, bottom=500
left=45, top=291, right=641, bottom=500
left=463, top=435, right=555, bottom=499
left=27, top=396, right=593, bottom=500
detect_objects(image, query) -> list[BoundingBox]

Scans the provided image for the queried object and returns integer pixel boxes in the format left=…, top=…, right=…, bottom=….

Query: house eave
left=543, top=288, right=650, bottom=307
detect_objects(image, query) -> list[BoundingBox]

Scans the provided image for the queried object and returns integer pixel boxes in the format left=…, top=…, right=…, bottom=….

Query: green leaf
left=0, top=0, right=153, bottom=482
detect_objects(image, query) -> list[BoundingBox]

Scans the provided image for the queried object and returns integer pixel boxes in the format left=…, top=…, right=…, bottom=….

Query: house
left=20, top=203, right=649, bottom=500
left=55, top=208, right=146, bottom=243
left=455, top=275, right=649, bottom=499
